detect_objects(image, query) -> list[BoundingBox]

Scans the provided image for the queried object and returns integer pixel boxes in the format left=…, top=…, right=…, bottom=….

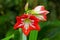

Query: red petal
left=16, top=16, right=21, bottom=22
left=40, top=10, right=49, bottom=15
left=32, top=23, right=40, bottom=31
left=14, top=22, right=23, bottom=30
left=22, top=27, right=30, bottom=36
left=21, top=14, right=28, bottom=18
left=30, top=15, right=40, bottom=22
left=43, top=15, right=47, bottom=21
left=28, top=25, right=35, bottom=30
left=40, top=6, right=45, bottom=11
left=16, top=14, right=28, bottom=20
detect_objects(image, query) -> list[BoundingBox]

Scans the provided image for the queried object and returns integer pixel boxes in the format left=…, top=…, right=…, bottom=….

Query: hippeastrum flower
left=32, top=6, right=49, bottom=21
left=14, top=14, right=40, bottom=36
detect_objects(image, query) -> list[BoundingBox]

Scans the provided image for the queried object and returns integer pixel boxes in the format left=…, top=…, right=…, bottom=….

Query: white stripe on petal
left=18, top=24, right=23, bottom=27
left=31, top=20, right=34, bottom=22
left=33, top=6, right=49, bottom=14
left=38, top=11, right=49, bottom=14
left=30, top=23, right=35, bottom=28
left=21, top=19, right=24, bottom=21
left=34, top=6, right=44, bottom=12
left=24, top=22, right=29, bottom=30
left=36, top=15, right=44, bottom=20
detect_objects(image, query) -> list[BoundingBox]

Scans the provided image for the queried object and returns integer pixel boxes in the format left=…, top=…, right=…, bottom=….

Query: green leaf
left=2, top=26, right=14, bottom=40
left=29, top=30, right=38, bottom=40
left=2, top=34, right=14, bottom=40
left=14, top=29, right=22, bottom=40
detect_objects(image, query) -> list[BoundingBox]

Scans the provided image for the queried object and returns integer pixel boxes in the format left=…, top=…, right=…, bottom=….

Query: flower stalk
left=22, top=33, right=27, bottom=40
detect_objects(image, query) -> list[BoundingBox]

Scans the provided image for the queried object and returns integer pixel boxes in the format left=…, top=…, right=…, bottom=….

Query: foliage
left=0, top=0, right=60, bottom=40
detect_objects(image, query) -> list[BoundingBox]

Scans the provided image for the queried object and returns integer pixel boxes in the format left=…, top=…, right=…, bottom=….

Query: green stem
left=19, top=28, right=27, bottom=40
left=19, top=29, right=22, bottom=40
left=19, top=23, right=27, bottom=40
left=22, top=33, right=27, bottom=40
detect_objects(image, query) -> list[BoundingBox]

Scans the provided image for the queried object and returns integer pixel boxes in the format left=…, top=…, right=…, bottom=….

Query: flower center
left=24, top=18, right=31, bottom=23
left=24, top=18, right=31, bottom=30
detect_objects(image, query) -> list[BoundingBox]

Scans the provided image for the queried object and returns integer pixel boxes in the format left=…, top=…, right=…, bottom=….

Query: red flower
left=14, top=14, right=40, bottom=36
left=33, top=6, right=49, bottom=21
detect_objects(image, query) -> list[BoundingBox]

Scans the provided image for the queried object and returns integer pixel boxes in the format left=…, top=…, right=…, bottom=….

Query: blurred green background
left=0, top=0, right=60, bottom=40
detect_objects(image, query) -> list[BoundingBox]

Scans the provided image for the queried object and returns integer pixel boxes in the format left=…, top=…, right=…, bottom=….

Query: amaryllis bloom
left=14, top=14, right=40, bottom=36
left=33, top=6, right=49, bottom=21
